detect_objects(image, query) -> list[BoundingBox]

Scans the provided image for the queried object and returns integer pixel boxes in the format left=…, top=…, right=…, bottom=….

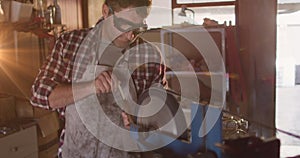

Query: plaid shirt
left=30, top=19, right=166, bottom=157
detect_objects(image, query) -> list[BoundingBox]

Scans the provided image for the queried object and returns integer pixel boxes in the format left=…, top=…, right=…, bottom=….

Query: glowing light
left=0, top=46, right=35, bottom=97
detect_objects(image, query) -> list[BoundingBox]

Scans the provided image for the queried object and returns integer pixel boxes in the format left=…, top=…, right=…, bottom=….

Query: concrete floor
left=276, top=85, right=300, bottom=157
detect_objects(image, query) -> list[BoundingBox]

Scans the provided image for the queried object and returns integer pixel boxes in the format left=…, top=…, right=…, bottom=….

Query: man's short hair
left=105, top=0, right=152, bottom=17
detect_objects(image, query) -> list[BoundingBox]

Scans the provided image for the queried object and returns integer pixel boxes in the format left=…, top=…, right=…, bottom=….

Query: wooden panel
left=87, top=0, right=104, bottom=27
left=59, top=0, right=83, bottom=29
left=236, top=0, right=277, bottom=137
left=0, top=94, right=16, bottom=125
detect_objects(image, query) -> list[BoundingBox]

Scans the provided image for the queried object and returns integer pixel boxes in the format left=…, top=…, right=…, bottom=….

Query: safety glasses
left=108, top=5, right=148, bottom=41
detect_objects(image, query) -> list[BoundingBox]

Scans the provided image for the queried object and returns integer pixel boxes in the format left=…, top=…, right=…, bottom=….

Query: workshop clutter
left=1, top=0, right=33, bottom=22
left=15, top=97, right=60, bottom=158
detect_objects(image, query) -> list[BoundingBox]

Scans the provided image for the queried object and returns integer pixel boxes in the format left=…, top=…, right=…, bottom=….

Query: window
left=173, top=5, right=235, bottom=25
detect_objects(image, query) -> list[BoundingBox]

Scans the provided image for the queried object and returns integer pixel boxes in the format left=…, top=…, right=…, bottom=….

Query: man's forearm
left=49, top=81, right=94, bottom=109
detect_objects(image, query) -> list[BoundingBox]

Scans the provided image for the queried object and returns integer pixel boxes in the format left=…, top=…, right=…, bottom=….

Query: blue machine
left=130, top=97, right=223, bottom=158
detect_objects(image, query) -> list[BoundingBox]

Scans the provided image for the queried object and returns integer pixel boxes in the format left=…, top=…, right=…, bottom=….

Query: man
left=30, top=0, right=167, bottom=157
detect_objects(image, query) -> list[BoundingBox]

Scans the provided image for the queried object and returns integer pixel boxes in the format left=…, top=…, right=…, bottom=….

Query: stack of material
left=16, top=98, right=60, bottom=158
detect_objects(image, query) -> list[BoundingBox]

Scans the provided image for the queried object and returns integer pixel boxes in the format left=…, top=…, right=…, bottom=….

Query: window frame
left=172, top=0, right=235, bottom=9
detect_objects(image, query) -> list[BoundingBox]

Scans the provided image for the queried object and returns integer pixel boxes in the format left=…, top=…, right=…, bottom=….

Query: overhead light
left=178, top=5, right=195, bottom=24
left=278, top=3, right=300, bottom=14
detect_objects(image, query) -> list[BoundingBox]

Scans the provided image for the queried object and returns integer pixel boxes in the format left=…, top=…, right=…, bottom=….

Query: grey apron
left=62, top=47, right=138, bottom=158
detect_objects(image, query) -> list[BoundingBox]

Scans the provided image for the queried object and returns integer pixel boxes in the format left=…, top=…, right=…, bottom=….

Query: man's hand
left=94, top=71, right=113, bottom=94
left=122, top=112, right=131, bottom=130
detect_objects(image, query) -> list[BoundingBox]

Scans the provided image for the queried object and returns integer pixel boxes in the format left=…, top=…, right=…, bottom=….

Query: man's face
left=109, top=7, right=148, bottom=48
